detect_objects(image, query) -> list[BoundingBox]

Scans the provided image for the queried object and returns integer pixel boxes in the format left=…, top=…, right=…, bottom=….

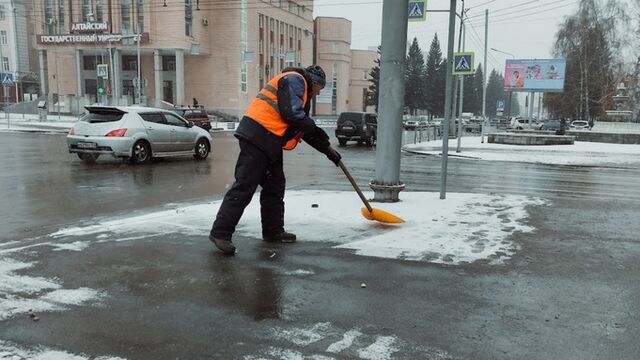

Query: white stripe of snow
left=271, top=322, right=332, bottom=346
left=326, top=329, right=363, bottom=353
left=357, top=336, right=399, bottom=360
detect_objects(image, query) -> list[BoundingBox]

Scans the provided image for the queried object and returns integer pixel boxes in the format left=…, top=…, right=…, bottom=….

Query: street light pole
left=136, top=33, right=141, bottom=104
left=440, top=0, right=457, bottom=200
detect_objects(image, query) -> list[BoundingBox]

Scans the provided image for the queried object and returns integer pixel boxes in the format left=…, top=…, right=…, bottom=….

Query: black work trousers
left=211, top=138, right=286, bottom=240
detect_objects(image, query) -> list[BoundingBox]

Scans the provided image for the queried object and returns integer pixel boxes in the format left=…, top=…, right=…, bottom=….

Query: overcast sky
left=313, top=0, right=582, bottom=74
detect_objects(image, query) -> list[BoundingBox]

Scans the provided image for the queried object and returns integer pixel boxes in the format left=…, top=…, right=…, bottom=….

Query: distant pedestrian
left=209, top=65, right=341, bottom=255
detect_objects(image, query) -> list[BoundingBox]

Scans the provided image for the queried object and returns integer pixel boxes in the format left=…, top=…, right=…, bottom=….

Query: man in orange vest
left=209, top=65, right=341, bottom=255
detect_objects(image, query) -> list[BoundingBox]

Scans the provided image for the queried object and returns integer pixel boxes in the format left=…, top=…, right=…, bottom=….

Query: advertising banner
left=503, top=59, right=566, bottom=92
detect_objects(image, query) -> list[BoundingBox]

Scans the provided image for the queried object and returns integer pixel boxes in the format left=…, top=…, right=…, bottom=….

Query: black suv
left=335, top=112, right=377, bottom=147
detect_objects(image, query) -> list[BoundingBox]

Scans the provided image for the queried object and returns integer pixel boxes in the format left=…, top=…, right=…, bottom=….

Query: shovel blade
left=361, top=207, right=405, bottom=224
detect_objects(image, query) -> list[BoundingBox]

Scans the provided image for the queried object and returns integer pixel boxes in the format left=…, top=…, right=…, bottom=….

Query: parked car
left=67, top=106, right=213, bottom=164
left=335, top=111, right=377, bottom=147
left=509, top=117, right=544, bottom=130
left=172, top=106, right=212, bottom=131
left=570, top=120, right=590, bottom=130
left=541, top=119, right=562, bottom=131
left=403, top=119, right=419, bottom=130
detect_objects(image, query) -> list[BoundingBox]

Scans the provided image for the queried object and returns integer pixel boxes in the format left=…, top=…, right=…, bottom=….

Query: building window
left=362, top=88, right=368, bottom=111
left=96, top=0, right=105, bottom=22
left=83, top=56, right=97, bottom=70
left=0, top=31, right=6, bottom=45
left=57, top=0, right=65, bottom=33
left=137, top=0, right=144, bottom=33
left=43, top=0, right=54, bottom=35
left=122, top=0, right=132, bottom=33
left=122, top=56, right=138, bottom=71
left=81, top=0, right=91, bottom=22
left=332, top=42, right=339, bottom=54
left=0, top=5, right=5, bottom=20
left=162, top=56, right=176, bottom=71
left=332, top=63, right=338, bottom=115
left=2, top=57, right=9, bottom=71
left=185, top=0, right=193, bottom=36
left=363, top=70, right=368, bottom=80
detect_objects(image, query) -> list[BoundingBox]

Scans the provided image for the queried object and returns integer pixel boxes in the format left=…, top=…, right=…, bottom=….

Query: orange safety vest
left=244, top=71, right=308, bottom=150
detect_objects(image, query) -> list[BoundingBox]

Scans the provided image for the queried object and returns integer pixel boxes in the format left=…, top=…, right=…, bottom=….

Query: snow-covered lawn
left=405, top=136, right=640, bottom=167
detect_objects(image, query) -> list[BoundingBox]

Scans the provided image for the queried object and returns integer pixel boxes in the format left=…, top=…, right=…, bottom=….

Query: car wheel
left=77, top=153, right=99, bottom=164
left=194, top=138, right=210, bottom=160
left=130, top=140, right=151, bottom=165
left=338, top=138, right=347, bottom=147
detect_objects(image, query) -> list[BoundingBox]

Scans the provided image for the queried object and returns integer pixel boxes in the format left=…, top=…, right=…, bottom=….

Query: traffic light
left=98, top=87, right=105, bottom=95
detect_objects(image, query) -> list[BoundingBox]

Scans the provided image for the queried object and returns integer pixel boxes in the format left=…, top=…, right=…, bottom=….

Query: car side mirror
left=187, top=121, right=194, bottom=128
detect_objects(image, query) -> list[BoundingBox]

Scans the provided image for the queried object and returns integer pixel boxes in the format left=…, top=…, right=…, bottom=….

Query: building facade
left=0, top=0, right=38, bottom=103
left=313, top=16, right=377, bottom=116
left=33, top=0, right=314, bottom=116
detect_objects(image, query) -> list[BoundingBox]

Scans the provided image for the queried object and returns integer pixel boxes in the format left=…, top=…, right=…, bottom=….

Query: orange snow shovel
left=335, top=158, right=405, bottom=224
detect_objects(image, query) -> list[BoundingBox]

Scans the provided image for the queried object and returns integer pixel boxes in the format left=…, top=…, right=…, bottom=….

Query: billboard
left=503, top=59, right=566, bottom=92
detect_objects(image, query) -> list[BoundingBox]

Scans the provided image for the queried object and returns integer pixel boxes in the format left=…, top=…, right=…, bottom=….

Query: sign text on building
left=37, top=33, right=150, bottom=45
left=71, top=21, right=110, bottom=33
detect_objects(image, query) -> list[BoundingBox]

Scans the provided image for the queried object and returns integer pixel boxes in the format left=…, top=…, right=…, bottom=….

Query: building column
left=154, top=50, right=162, bottom=107
left=175, top=48, right=185, bottom=107
left=75, top=49, right=84, bottom=113
left=112, top=49, right=121, bottom=105
left=38, top=50, right=47, bottom=98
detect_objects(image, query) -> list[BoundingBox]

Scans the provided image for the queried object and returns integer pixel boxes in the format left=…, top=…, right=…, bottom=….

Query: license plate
left=77, top=142, right=97, bottom=149
left=342, top=126, right=354, bottom=130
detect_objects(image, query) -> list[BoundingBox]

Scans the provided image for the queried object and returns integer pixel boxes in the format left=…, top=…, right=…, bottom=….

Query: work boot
left=263, top=230, right=297, bottom=243
left=209, top=234, right=236, bottom=255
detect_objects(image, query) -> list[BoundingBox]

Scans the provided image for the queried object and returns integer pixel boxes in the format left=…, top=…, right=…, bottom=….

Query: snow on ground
left=51, top=190, right=545, bottom=265
left=0, top=340, right=125, bottom=360
left=404, top=136, right=640, bottom=167
left=1, top=189, right=543, bottom=358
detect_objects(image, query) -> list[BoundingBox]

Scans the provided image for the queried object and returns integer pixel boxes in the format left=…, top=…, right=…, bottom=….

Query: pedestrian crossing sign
left=97, top=64, right=109, bottom=79
left=453, top=52, right=475, bottom=75
left=408, top=0, right=427, bottom=22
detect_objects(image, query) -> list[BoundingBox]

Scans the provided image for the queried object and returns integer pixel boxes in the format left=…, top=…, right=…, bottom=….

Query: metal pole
left=137, top=34, right=141, bottom=104
left=537, top=92, right=542, bottom=122
left=480, top=9, right=488, bottom=143
left=456, top=23, right=466, bottom=153
left=450, top=6, right=464, bottom=140
left=529, top=91, right=535, bottom=128
left=371, top=0, right=409, bottom=202
left=440, top=0, right=457, bottom=200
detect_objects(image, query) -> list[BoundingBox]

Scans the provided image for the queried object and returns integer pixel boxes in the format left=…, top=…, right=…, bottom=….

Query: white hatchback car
left=570, top=120, right=590, bottom=130
left=67, top=106, right=213, bottom=164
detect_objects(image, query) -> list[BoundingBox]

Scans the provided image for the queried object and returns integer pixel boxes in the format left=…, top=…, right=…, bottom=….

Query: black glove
left=326, top=147, right=341, bottom=166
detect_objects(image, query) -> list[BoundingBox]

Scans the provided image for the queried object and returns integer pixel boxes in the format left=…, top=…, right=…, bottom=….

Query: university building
left=28, top=1, right=377, bottom=117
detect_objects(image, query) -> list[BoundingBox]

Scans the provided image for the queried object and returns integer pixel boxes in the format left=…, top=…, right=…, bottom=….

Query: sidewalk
left=0, top=113, right=77, bottom=133
left=404, top=136, right=640, bottom=167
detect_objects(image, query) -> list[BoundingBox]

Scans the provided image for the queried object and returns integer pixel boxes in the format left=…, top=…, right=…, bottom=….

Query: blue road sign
left=408, top=0, right=427, bottom=22
left=453, top=52, right=475, bottom=75
left=1, top=72, right=14, bottom=87
left=497, top=100, right=505, bottom=111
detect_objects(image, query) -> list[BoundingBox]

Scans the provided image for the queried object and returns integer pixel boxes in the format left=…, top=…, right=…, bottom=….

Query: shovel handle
left=337, top=160, right=374, bottom=213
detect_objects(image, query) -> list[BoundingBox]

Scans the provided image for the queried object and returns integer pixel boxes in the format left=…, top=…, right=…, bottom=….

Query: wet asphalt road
left=1, top=130, right=639, bottom=359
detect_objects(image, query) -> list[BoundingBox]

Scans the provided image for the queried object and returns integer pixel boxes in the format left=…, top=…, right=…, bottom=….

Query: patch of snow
left=51, top=241, right=90, bottom=252
left=326, top=329, right=363, bottom=353
left=271, top=322, right=332, bottom=346
left=405, top=137, right=640, bottom=167
left=0, top=256, right=103, bottom=320
left=282, top=269, right=315, bottom=276
left=0, top=340, right=126, bottom=360
left=357, top=336, right=398, bottom=360
left=50, top=191, right=544, bottom=265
